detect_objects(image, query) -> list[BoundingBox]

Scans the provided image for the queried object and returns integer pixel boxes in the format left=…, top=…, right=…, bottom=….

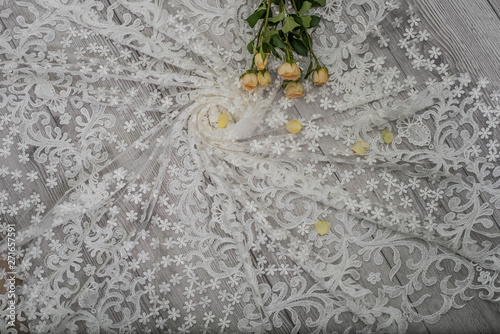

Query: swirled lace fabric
left=1, top=0, right=500, bottom=332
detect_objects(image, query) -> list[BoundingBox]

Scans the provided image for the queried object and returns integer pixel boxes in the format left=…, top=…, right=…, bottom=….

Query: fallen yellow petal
left=381, top=130, right=394, bottom=144
left=286, top=119, right=302, bottom=134
left=218, top=114, right=229, bottom=128
left=352, top=141, right=369, bottom=155
left=315, top=221, right=330, bottom=236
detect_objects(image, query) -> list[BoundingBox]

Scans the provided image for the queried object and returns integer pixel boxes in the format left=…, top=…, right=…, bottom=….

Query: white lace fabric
left=1, top=0, right=500, bottom=333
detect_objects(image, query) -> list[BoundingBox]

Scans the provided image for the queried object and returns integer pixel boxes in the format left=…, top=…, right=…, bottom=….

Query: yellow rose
left=312, top=67, right=328, bottom=85
left=254, top=53, right=268, bottom=70
left=241, top=72, right=258, bottom=91
left=284, top=81, right=304, bottom=99
left=257, top=71, right=272, bottom=86
left=278, top=62, right=301, bottom=81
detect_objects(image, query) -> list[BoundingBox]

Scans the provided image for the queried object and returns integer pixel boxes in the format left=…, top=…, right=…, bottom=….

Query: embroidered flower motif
left=478, top=270, right=492, bottom=285
left=367, top=272, right=381, bottom=284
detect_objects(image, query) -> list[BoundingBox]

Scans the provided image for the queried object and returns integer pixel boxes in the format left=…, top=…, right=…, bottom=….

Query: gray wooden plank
left=404, top=1, right=500, bottom=332
left=416, top=0, right=500, bottom=83
left=487, top=0, right=500, bottom=19
left=296, top=0, right=500, bottom=332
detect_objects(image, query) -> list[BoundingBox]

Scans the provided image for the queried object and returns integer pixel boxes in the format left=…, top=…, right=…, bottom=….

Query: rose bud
left=241, top=72, right=258, bottom=91
left=284, top=81, right=305, bottom=99
left=254, top=53, right=268, bottom=71
left=278, top=62, right=301, bottom=81
left=257, top=71, right=272, bottom=86
left=312, top=67, right=328, bottom=85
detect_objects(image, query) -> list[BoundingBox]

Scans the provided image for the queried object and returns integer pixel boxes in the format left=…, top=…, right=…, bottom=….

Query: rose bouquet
left=241, top=0, right=329, bottom=98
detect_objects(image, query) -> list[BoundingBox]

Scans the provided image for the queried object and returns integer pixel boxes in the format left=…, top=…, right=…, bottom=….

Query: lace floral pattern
left=0, top=0, right=499, bottom=333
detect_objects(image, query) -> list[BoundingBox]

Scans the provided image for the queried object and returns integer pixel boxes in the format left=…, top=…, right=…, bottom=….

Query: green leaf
left=263, top=29, right=279, bottom=44
left=262, top=43, right=271, bottom=55
left=269, top=11, right=285, bottom=23
left=264, top=43, right=280, bottom=59
left=309, top=15, right=320, bottom=27
left=247, top=41, right=254, bottom=54
left=292, top=0, right=304, bottom=10
left=262, top=30, right=271, bottom=43
left=289, top=35, right=309, bottom=56
left=298, top=1, right=312, bottom=14
left=299, top=15, right=312, bottom=27
left=309, top=0, right=326, bottom=7
left=270, top=46, right=281, bottom=58
left=269, top=29, right=279, bottom=36
left=246, top=9, right=266, bottom=28
left=271, top=36, right=287, bottom=49
left=301, top=30, right=311, bottom=49
left=282, top=16, right=301, bottom=33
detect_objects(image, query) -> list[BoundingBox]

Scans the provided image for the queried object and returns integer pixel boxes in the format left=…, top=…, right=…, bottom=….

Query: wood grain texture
left=401, top=1, right=500, bottom=332
left=488, top=0, right=500, bottom=19
left=297, top=1, right=500, bottom=332
left=416, top=0, right=500, bottom=83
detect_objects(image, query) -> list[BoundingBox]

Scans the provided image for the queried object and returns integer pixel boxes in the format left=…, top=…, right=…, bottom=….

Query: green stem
left=260, top=0, right=272, bottom=50
left=311, top=50, right=320, bottom=67
left=280, top=0, right=289, bottom=14
left=284, top=33, right=292, bottom=62
left=278, top=0, right=291, bottom=61
left=255, top=21, right=265, bottom=54
left=305, top=31, right=320, bottom=67
left=291, top=0, right=298, bottom=12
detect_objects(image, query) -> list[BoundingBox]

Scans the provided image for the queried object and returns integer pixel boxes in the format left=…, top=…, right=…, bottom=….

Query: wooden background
left=406, top=1, right=500, bottom=332
left=1, top=0, right=500, bottom=333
